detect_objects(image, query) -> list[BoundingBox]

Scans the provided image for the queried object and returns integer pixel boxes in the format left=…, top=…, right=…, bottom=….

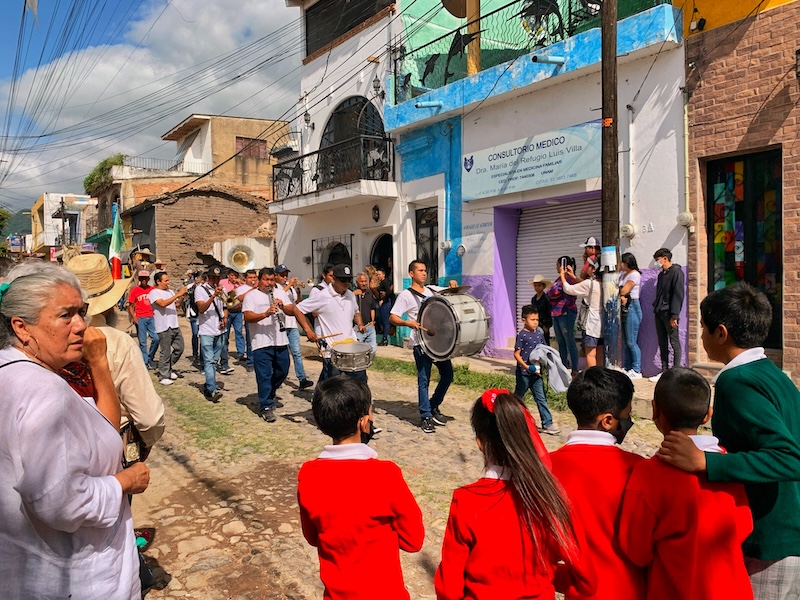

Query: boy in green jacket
left=659, top=282, right=800, bottom=598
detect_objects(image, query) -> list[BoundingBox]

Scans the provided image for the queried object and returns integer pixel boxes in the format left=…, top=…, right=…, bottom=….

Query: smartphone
left=560, top=257, right=567, bottom=270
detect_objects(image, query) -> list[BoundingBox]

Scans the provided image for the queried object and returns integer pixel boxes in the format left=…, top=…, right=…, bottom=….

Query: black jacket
left=653, top=264, right=685, bottom=318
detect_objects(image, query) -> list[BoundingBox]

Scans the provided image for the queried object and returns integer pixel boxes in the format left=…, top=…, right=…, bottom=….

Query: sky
left=0, top=0, right=303, bottom=212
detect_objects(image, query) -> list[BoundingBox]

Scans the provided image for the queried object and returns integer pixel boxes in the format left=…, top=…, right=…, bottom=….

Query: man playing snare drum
left=292, top=264, right=367, bottom=383
left=390, top=260, right=454, bottom=434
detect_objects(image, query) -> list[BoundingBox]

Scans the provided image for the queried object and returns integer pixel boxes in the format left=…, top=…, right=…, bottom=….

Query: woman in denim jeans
left=618, top=253, right=643, bottom=379
left=547, top=256, right=580, bottom=375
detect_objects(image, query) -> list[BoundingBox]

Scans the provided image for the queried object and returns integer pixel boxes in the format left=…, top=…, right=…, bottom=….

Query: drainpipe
left=683, top=86, right=701, bottom=365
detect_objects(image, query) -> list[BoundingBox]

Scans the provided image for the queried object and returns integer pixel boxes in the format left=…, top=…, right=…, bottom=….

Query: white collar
left=483, top=465, right=511, bottom=480
left=564, top=430, right=617, bottom=446
left=690, top=434, right=724, bottom=454
left=317, top=443, right=378, bottom=460
left=711, top=347, right=767, bottom=384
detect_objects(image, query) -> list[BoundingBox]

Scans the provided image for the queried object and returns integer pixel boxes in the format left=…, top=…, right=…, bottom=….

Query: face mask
left=361, top=420, right=375, bottom=445
left=612, top=417, right=634, bottom=444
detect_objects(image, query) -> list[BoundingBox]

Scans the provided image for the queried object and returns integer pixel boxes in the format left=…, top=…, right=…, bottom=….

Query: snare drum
left=418, top=293, right=489, bottom=361
left=331, top=342, right=374, bottom=372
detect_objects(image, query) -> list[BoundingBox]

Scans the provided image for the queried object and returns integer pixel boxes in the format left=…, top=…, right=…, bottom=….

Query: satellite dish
left=442, top=0, right=466, bottom=18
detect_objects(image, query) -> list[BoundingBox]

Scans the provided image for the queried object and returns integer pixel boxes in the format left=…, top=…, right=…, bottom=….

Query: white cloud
left=0, top=0, right=303, bottom=211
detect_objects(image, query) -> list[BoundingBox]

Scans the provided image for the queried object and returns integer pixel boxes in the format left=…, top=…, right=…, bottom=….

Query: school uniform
left=435, top=467, right=595, bottom=600
left=297, top=444, right=424, bottom=600
left=549, top=431, right=646, bottom=600
left=618, top=436, right=753, bottom=600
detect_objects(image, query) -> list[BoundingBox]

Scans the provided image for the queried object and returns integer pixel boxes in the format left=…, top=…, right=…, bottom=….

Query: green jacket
left=706, top=358, right=800, bottom=560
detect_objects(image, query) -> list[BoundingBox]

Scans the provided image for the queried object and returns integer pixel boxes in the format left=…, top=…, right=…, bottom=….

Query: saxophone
left=267, top=286, right=286, bottom=332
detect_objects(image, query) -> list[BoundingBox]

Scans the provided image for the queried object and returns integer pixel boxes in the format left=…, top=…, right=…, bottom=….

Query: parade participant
left=376, top=267, right=393, bottom=346
left=659, top=283, right=800, bottom=597
left=186, top=271, right=202, bottom=366
left=275, top=264, right=313, bottom=389
left=0, top=262, right=149, bottom=599
left=619, top=368, right=753, bottom=600
left=128, top=270, right=159, bottom=368
left=221, top=269, right=246, bottom=365
left=650, top=247, right=685, bottom=382
left=148, top=272, right=187, bottom=386
left=194, top=265, right=228, bottom=402
left=308, top=264, right=335, bottom=299
left=292, top=264, right=366, bottom=382
left=242, top=267, right=292, bottom=423
left=298, top=376, right=424, bottom=600
left=435, top=389, right=595, bottom=600
left=390, top=260, right=453, bottom=434
left=549, top=367, right=645, bottom=600
left=354, top=272, right=377, bottom=353
left=236, top=269, right=259, bottom=372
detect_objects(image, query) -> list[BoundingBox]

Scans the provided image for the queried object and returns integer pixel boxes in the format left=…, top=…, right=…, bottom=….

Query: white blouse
left=562, top=278, right=603, bottom=338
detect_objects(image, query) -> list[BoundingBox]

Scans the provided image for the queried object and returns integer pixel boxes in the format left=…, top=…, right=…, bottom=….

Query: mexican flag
left=109, top=211, right=124, bottom=279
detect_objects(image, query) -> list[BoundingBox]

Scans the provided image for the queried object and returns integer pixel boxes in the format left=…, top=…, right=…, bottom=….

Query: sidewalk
left=298, top=336, right=656, bottom=419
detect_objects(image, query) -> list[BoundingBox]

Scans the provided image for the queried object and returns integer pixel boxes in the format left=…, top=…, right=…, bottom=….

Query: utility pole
left=60, top=199, right=67, bottom=247
left=601, top=0, right=622, bottom=368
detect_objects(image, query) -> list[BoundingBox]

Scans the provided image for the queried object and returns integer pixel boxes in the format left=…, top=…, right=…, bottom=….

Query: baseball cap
left=275, top=264, right=290, bottom=274
left=208, top=265, right=223, bottom=277
left=138, top=270, right=150, bottom=278
left=332, top=264, right=353, bottom=279
left=580, top=236, right=601, bottom=248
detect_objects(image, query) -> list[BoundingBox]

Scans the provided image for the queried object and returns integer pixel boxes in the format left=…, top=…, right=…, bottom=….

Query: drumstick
left=316, top=332, right=343, bottom=341
left=419, top=325, right=436, bottom=337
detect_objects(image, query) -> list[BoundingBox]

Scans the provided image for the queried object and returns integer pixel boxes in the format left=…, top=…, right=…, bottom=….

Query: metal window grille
left=311, top=234, right=354, bottom=280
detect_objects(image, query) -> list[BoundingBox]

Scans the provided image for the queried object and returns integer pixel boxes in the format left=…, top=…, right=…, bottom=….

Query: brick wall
left=686, top=0, right=800, bottom=379
left=153, top=188, right=274, bottom=277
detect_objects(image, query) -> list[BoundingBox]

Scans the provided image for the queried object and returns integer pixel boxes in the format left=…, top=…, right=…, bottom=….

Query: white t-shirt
left=281, top=285, right=303, bottom=329
left=619, top=270, right=642, bottom=299
left=391, top=286, right=435, bottom=347
left=296, top=285, right=358, bottom=358
left=242, top=286, right=291, bottom=349
left=148, top=288, right=179, bottom=333
left=194, top=283, right=225, bottom=337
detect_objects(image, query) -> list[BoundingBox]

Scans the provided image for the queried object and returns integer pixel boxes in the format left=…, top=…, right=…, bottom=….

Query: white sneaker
left=159, top=378, right=174, bottom=386
left=170, top=372, right=178, bottom=380
left=648, top=372, right=662, bottom=383
left=628, top=370, right=643, bottom=380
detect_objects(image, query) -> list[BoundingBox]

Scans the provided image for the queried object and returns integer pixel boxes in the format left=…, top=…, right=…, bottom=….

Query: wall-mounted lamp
left=302, top=255, right=312, bottom=265
left=456, top=244, right=466, bottom=257
left=372, top=76, right=385, bottom=101
left=532, top=55, right=566, bottom=65
left=440, top=240, right=452, bottom=251
left=371, top=205, right=380, bottom=222
left=303, top=111, right=315, bottom=131
left=676, top=211, right=694, bottom=228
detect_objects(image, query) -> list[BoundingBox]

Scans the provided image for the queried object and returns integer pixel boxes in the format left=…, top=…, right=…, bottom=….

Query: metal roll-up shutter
left=515, top=198, right=602, bottom=323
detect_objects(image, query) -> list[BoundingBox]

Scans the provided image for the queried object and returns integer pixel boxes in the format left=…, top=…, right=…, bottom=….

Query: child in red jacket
left=297, top=376, right=424, bottom=600
left=435, top=389, right=595, bottom=600
left=549, top=367, right=646, bottom=600
left=618, top=367, right=753, bottom=600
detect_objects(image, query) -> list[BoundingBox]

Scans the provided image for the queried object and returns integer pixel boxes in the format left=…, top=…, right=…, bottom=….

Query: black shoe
left=378, top=339, right=388, bottom=346
left=245, top=365, right=254, bottom=373
left=431, top=409, right=448, bottom=426
left=204, top=389, right=222, bottom=403
left=420, top=417, right=436, bottom=434
left=299, top=379, right=314, bottom=390
left=260, top=407, right=276, bottom=423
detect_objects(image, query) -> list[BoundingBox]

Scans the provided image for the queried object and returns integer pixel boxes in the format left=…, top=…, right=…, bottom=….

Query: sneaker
left=420, top=417, right=436, bottom=434
left=431, top=409, right=448, bottom=426
left=204, top=389, right=222, bottom=403
left=627, top=370, right=643, bottom=380
left=159, top=378, right=173, bottom=386
left=299, top=379, right=314, bottom=390
left=649, top=372, right=663, bottom=383
left=540, top=425, right=561, bottom=435
left=219, top=367, right=235, bottom=375
left=169, top=372, right=178, bottom=380
left=260, top=407, right=277, bottom=423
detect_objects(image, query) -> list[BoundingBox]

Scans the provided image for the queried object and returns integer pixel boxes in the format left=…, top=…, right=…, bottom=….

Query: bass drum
left=418, top=293, right=489, bottom=361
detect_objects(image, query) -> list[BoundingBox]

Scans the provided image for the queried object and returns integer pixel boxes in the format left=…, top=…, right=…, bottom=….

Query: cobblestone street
left=135, top=334, right=666, bottom=599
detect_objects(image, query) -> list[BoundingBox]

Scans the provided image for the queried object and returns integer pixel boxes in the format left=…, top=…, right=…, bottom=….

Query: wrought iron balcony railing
left=272, top=135, right=393, bottom=201
left=85, top=206, right=113, bottom=237
left=122, top=155, right=210, bottom=174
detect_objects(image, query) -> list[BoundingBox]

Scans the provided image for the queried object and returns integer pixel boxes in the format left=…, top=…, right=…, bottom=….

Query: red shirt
left=297, top=452, right=423, bottom=600
left=619, top=454, right=754, bottom=600
left=435, top=477, right=595, bottom=600
left=128, top=285, right=155, bottom=318
left=549, top=439, right=646, bottom=600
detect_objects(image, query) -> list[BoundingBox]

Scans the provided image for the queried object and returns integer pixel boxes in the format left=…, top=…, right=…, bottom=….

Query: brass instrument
left=225, top=290, right=240, bottom=308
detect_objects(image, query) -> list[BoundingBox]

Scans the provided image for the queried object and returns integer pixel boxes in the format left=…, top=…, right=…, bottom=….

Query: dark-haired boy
left=514, top=305, right=558, bottom=434
left=659, top=283, right=800, bottom=597
left=297, top=376, right=424, bottom=600
left=549, top=367, right=645, bottom=600
left=619, top=368, right=753, bottom=599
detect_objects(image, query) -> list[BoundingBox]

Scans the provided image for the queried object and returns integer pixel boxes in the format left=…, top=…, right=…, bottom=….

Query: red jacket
left=297, top=454, right=423, bottom=600
left=435, top=477, right=595, bottom=600
left=619, top=454, right=753, bottom=600
left=549, top=438, right=646, bottom=600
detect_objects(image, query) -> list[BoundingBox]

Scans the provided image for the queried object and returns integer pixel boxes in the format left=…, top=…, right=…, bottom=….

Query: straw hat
left=528, top=274, right=552, bottom=287
left=66, top=253, right=133, bottom=317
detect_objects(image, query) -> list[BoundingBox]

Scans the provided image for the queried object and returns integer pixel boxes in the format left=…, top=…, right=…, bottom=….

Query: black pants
left=654, top=312, right=681, bottom=371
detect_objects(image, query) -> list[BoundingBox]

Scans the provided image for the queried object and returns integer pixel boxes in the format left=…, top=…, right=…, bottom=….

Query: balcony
left=85, top=206, right=113, bottom=238
left=270, top=135, right=396, bottom=215
left=122, top=155, right=210, bottom=174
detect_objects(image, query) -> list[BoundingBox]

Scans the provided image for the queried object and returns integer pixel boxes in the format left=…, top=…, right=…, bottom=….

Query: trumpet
left=225, top=290, right=240, bottom=308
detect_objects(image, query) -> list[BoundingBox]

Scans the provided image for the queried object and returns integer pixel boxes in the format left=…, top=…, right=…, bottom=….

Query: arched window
left=320, top=96, right=385, bottom=149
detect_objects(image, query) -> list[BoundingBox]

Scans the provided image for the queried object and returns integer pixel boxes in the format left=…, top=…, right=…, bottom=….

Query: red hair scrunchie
left=481, top=388, right=510, bottom=413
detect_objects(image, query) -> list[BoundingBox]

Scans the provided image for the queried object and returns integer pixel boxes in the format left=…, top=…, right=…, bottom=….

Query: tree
left=84, top=153, right=125, bottom=196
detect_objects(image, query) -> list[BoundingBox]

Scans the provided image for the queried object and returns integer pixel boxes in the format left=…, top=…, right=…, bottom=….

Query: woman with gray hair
left=0, top=261, right=150, bottom=599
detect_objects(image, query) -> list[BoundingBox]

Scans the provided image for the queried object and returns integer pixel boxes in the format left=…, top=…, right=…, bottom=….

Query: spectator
left=650, top=247, right=685, bottom=382
left=548, top=256, right=580, bottom=375
left=579, top=237, right=601, bottom=279
left=528, top=274, right=552, bottom=345
left=618, top=253, right=642, bottom=379
left=561, top=258, right=603, bottom=369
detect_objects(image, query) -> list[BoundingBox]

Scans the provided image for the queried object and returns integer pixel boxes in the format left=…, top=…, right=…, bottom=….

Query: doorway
left=415, top=207, right=438, bottom=285
left=369, top=233, right=393, bottom=276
